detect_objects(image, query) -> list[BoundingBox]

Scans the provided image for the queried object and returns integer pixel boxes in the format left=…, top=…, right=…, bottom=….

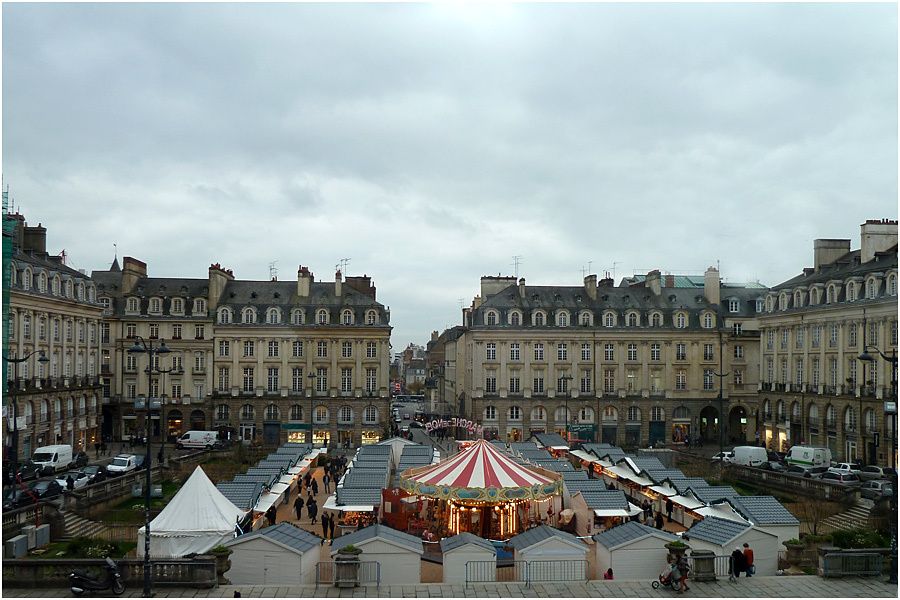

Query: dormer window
left=242, top=307, right=256, bottom=324
left=149, top=298, right=162, bottom=314
left=675, top=312, right=687, bottom=328
left=889, top=274, right=897, bottom=296
left=366, top=310, right=378, bottom=325
left=267, top=308, right=281, bottom=324
left=510, top=311, right=522, bottom=326
left=193, top=298, right=206, bottom=315
left=486, top=311, right=498, bottom=326
left=341, top=309, right=354, bottom=325
left=556, top=311, right=569, bottom=327
left=21, top=269, right=31, bottom=291
left=603, top=312, right=616, bottom=327
left=626, top=312, right=639, bottom=327
left=728, top=298, right=739, bottom=313
left=794, top=291, right=803, bottom=308
left=847, top=282, right=856, bottom=302
left=579, top=311, right=592, bottom=326
left=127, top=297, right=139, bottom=313
left=533, top=311, right=545, bottom=326
left=651, top=312, right=662, bottom=327
left=866, top=278, right=878, bottom=300
left=755, top=299, right=763, bottom=313
left=317, top=309, right=329, bottom=325
left=702, top=313, right=714, bottom=329
left=218, top=307, right=232, bottom=324
left=292, top=309, right=305, bottom=325
left=38, top=273, right=47, bottom=293
left=171, top=298, right=184, bottom=314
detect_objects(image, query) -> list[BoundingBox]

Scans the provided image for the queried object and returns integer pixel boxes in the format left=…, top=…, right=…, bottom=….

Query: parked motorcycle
left=69, top=557, right=125, bottom=595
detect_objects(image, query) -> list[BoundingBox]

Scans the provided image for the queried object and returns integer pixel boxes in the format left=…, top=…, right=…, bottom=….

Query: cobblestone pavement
left=6, top=576, right=895, bottom=598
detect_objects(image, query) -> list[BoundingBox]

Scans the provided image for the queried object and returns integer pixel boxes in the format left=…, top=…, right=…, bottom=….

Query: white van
left=786, top=446, right=832, bottom=468
left=176, top=430, right=218, bottom=449
left=32, top=445, right=74, bottom=475
left=732, top=446, right=768, bottom=467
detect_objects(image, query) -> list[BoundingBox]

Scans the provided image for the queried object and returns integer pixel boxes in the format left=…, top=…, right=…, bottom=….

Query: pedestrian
left=303, top=472, right=311, bottom=490
left=94, top=441, right=101, bottom=459
left=321, top=512, right=330, bottom=540
left=742, top=543, right=755, bottom=577
left=730, top=547, right=746, bottom=581
left=294, top=495, right=304, bottom=520
left=100, top=441, right=107, bottom=456
left=665, top=497, right=674, bottom=523
left=308, top=498, right=318, bottom=524
left=129, top=434, right=134, bottom=449
left=655, top=512, right=664, bottom=530
left=603, top=568, right=614, bottom=580
left=329, top=512, right=336, bottom=540
left=157, top=447, right=164, bottom=464
left=66, top=474, right=75, bottom=491
left=312, top=478, right=319, bottom=496
left=323, top=472, right=331, bottom=493
left=306, top=494, right=317, bottom=524
left=265, top=505, right=277, bottom=527
left=675, top=555, right=690, bottom=593
left=642, top=499, right=651, bottom=520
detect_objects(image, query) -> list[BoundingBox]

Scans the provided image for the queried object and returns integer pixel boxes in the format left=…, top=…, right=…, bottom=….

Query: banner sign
left=424, top=417, right=483, bottom=436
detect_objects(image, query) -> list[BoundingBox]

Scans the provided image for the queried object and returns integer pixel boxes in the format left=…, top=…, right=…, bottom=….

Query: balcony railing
left=760, top=382, right=772, bottom=391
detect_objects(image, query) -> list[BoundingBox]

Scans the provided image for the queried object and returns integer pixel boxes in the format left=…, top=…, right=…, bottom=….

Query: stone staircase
left=821, top=498, right=873, bottom=532
left=58, top=510, right=109, bottom=541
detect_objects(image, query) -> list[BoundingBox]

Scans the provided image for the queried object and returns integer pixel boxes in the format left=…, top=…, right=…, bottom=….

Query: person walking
left=642, top=499, right=651, bottom=521
left=100, top=440, right=107, bottom=456
left=321, top=512, right=330, bottom=543
left=730, top=547, right=746, bottom=582
left=294, top=494, right=304, bottom=520
left=329, top=512, right=336, bottom=540
left=675, top=555, right=690, bottom=593
left=323, top=472, right=331, bottom=494
left=312, top=477, right=319, bottom=496
left=306, top=494, right=317, bottom=524
left=742, top=543, right=755, bottom=577
left=265, top=505, right=277, bottom=527
left=303, top=472, right=311, bottom=491
left=665, top=497, right=674, bottom=523
left=66, top=474, right=75, bottom=491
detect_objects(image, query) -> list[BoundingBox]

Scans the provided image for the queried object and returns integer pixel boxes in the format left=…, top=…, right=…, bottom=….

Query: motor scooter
left=69, top=557, right=125, bottom=595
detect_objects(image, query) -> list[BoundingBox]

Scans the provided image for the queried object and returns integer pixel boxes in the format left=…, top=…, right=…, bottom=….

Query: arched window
left=533, top=312, right=545, bottom=326
left=78, top=396, right=86, bottom=414
left=791, top=401, right=800, bottom=421
left=604, top=312, right=615, bottom=327
left=703, top=313, right=713, bottom=328
left=24, top=402, right=33, bottom=425
left=38, top=273, right=47, bottom=293
left=627, top=312, right=638, bottom=327
left=556, top=312, right=569, bottom=327
left=240, top=404, right=254, bottom=420
left=54, top=399, right=61, bottom=420
left=242, top=307, right=256, bottom=324
left=486, top=311, right=498, bottom=326
left=776, top=400, right=784, bottom=420
left=601, top=406, right=618, bottom=422
left=292, top=309, right=305, bottom=325
left=807, top=403, right=818, bottom=424
left=218, top=308, right=232, bottom=324
left=39, top=400, right=49, bottom=423
left=826, top=404, right=836, bottom=426
left=579, top=407, right=594, bottom=423
left=675, top=313, right=686, bottom=328
left=579, top=311, right=591, bottom=326
left=510, top=311, right=521, bottom=326
left=22, top=314, right=31, bottom=339
left=341, top=310, right=354, bottom=325
left=314, top=406, right=329, bottom=424
left=290, top=405, right=303, bottom=421
left=51, top=276, right=60, bottom=296
left=317, top=309, right=329, bottom=325
left=554, top=406, right=570, bottom=422
left=484, top=405, right=497, bottom=420
left=265, top=404, right=279, bottom=420
left=508, top=406, right=522, bottom=421
left=627, top=406, right=641, bottom=422
left=864, top=409, right=875, bottom=433
left=844, top=406, right=857, bottom=431
left=338, top=406, right=353, bottom=424
left=531, top=406, right=546, bottom=421
left=847, top=282, right=856, bottom=302
left=889, top=274, right=897, bottom=297
left=673, top=405, right=689, bottom=420
left=363, top=406, right=378, bottom=424
left=366, top=310, right=378, bottom=325
left=267, top=308, right=280, bottom=324
left=651, top=406, right=664, bottom=421
left=21, top=268, right=31, bottom=290
left=651, top=313, right=662, bottom=327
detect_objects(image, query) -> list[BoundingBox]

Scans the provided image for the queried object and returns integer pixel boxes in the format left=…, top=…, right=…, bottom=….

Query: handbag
left=750, top=565, right=756, bottom=575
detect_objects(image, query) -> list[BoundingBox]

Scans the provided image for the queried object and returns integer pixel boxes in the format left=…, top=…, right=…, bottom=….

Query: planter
left=334, top=548, right=362, bottom=588
left=665, top=542, right=690, bottom=563
left=209, top=548, right=232, bottom=585
left=784, top=542, right=805, bottom=567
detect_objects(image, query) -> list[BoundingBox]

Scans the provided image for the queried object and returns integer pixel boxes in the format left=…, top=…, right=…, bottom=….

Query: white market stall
left=441, top=532, right=497, bottom=584
left=593, top=521, right=678, bottom=581
left=137, top=466, right=246, bottom=558
left=224, top=522, right=321, bottom=584
left=507, top=524, right=589, bottom=581
left=683, top=516, right=780, bottom=575
left=329, top=524, right=424, bottom=585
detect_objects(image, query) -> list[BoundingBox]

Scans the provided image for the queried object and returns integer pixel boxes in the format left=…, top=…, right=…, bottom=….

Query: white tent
left=137, top=466, right=247, bottom=558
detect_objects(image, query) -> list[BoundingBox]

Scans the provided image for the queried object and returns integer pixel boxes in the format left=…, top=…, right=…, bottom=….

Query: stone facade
left=441, top=269, right=766, bottom=448
left=758, top=219, right=898, bottom=464
left=91, top=260, right=392, bottom=448
left=5, top=214, right=104, bottom=459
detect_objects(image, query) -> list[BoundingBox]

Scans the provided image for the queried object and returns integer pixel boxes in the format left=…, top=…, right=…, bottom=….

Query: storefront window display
left=287, top=431, right=307, bottom=443
left=313, top=429, right=330, bottom=446
left=361, top=430, right=380, bottom=445
left=671, top=423, right=691, bottom=444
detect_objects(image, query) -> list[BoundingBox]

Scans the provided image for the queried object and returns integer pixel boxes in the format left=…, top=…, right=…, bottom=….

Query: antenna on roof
left=340, top=258, right=351, bottom=272
left=268, top=261, right=278, bottom=281
left=511, top=255, right=523, bottom=278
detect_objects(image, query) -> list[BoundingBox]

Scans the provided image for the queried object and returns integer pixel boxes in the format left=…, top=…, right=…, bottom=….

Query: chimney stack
left=860, top=219, right=898, bottom=263
left=122, top=257, right=148, bottom=294
left=23, top=223, right=47, bottom=255
left=335, top=270, right=342, bottom=297
left=703, top=266, right=720, bottom=306
left=646, top=270, right=662, bottom=295
left=665, top=274, right=675, bottom=288
left=207, top=262, right=235, bottom=310
left=584, top=274, right=597, bottom=300
left=518, top=278, right=526, bottom=298
left=813, top=239, right=851, bottom=271
left=297, top=265, right=313, bottom=297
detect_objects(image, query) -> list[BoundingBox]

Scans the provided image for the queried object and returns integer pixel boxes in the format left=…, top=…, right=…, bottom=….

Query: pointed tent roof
left=140, top=466, right=246, bottom=536
left=399, top=439, right=562, bottom=502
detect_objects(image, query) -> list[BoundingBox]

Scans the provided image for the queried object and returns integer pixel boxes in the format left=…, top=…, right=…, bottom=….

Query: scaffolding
left=2, top=185, right=15, bottom=389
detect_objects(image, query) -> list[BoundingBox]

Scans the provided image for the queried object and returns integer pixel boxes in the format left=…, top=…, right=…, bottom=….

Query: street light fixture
left=858, top=344, right=898, bottom=585
left=127, top=336, right=170, bottom=598
left=3, top=350, right=49, bottom=490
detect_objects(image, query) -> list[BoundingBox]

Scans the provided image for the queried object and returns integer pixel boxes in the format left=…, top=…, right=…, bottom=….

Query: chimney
left=598, top=276, right=614, bottom=288
left=297, top=265, right=313, bottom=297
left=646, top=270, right=662, bottom=295
left=584, top=274, right=597, bottom=300
left=121, top=257, right=148, bottom=294
left=480, top=275, right=517, bottom=300
left=335, top=270, right=342, bottom=297
left=665, top=274, right=675, bottom=288
left=8, top=213, right=25, bottom=251
left=346, top=275, right=376, bottom=299
left=860, top=219, right=898, bottom=263
left=518, top=278, right=526, bottom=298
left=813, top=239, right=851, bottom=271
left=431, top=330, right=439, bottom=342
left=472, top=295, right=483, bottom=309
left=207, top=262, right=235, bottom=310
left=23, top=223, right=47, bottom=255
left=703, top=266, right=720, bottom=306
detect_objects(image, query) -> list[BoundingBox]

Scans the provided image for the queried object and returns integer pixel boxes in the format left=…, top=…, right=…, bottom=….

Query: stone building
left=4, top=214, right=104, bottom=458
left=443, top=269, right=766, bottom=447
left=758, top=219, right=898, bottom=464
left=92, top=260, right=392, bottom=448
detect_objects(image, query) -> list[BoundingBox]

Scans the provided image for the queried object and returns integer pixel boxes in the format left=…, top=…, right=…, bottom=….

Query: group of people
left=633, top=497, right=671, bottom=531
left=730, top=543, right=756, bottom=580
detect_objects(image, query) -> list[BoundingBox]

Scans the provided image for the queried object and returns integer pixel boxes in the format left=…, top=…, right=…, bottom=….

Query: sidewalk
left=5, top=576, right=895, bottom=597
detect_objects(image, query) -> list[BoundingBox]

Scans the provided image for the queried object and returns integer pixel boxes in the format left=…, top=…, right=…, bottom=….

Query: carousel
left=399, top=439, right=563, bottom=539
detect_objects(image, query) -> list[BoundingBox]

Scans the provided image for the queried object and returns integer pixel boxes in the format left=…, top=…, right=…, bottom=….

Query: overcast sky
left=3, top=3, right=897, bottom=348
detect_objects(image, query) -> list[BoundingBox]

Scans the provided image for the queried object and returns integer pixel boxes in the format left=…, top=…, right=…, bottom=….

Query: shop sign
left=425, top=417, right=483, bottom=435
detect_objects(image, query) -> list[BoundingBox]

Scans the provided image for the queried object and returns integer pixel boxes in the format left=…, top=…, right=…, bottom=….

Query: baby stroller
left=651, top=565, right=682, bottom=592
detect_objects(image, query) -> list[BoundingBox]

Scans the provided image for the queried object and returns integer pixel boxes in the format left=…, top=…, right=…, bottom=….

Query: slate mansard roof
left=772, top=244, right=897, bottom=292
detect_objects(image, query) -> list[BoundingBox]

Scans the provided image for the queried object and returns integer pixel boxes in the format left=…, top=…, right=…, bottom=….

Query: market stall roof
left=400, top=439, right=562, bottom=502
left=669, top=494, right=705, bottom=511
left=323, top=494, right=375, bottom=513
left=561, top=470, right=589, bottom=481
left=648, top=484, right=678, bottom=497
left=336, top=487, right=383, bottom=507
left=254, top=482, right=292, bottom=513
left=695, top=503, right=750, bottom=524
left=569, top=450, right=599, bottom=464
left=216, top=482, right=265, bottom=511
left=726, top=496, right=800, bottom=525
left=593, top=521, right=677, bottom=550
left=531, top=432, right=569, bottom=450
left=686, top=486, right=740, bottom=504
left=605, top=464, right=652, bottom=486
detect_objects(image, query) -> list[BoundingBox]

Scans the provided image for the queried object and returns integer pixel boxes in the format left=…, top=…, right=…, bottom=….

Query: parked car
left=768, top=450, right=788, bottom=463
left=29, top=479, right=64, bottom=499
left=3, top=488, right=38, bottom=510
left=73, top=451, right=90, bottom=468
left=106, top=454, right=138, bottom=476
left=4, top=459, right=44, bottom=484
left=860, top=479, right=894, bottom=500
left=786, top=464, right=828, bottom=478
left=820, top=472, right=862, bottom=487
left=828, top=462, right=862, bottom=476
left=859, top=466, right=897, bottom=481
left=55, top=470, right=90, bottom=491
left=711, top=451, right=735, bottom=463
left=759, top=461, right=787, bottom=472
left=81, top=464, right=107, bottom=485
left=409, top=421, right=424, bottom=429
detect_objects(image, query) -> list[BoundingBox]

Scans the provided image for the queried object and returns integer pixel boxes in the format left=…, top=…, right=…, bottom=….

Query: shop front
left=166, top=409, right=184, bottom=443
left=624, top=425, right=641, bottom=447
left=360, top=430, right=381, bottom=445
left=284, top=422, right=309, bottom=443
left=601, top=425, right=617, bottom=445
left=337, top=429, right=354, bottom=449
left=313, top=429, right=330, bottom=446
left=671, top=422, right=690, bottom=444
left=569, top=424, right=596, bottom=444
left=507, top=427, right=522, bottom=442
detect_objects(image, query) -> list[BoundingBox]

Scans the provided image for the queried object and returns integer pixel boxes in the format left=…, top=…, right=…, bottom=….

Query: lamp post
left=858, top=344, right=898, bottom=584
left=3, top=351, right=49, bottom=489
left=308, top=372, right=317, bottom=446
left=127, top=336, right=170, bottom=598
left=560, top=375, right=573, bottom=444
left=713, top=327, right=729, bottom=456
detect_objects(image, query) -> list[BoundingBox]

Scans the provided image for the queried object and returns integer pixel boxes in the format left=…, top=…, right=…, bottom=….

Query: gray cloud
left=3, top=2, right=897, bottom=345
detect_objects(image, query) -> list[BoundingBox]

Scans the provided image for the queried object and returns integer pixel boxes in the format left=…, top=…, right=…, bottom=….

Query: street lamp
left=308, top=372, right=317, bottom=446
left=713, top=326, right=729, bottom=455
left=3, top=350, right=49, bottom=489
left=858, top=344, right=898, bottom=585
left=127, top=336, right=170, bottom=598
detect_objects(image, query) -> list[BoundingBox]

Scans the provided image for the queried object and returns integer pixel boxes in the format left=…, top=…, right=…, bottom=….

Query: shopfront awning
left=323, top=494, right=374, bottom=513
left=605, top=465, right=653, bottom=486
left=279, top=474, right=296, bottom=486
left=670, top=494, right=704, bottom=510
left=649, top=485, right=677, bottom=497
left=253, top=482, right=291, bottom=513
left=569, top=450, right=598, bottom=464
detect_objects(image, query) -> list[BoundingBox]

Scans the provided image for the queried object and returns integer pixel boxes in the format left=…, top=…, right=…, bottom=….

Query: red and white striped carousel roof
left=408, top=440, right=556, bottom=489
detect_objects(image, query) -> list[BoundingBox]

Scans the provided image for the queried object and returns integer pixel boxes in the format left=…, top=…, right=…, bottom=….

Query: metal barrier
left=314, top=561, right=380, bottom=588
left=465, top=559, right=588, bottom=586
left=822, top=552, right=883, bottom=577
